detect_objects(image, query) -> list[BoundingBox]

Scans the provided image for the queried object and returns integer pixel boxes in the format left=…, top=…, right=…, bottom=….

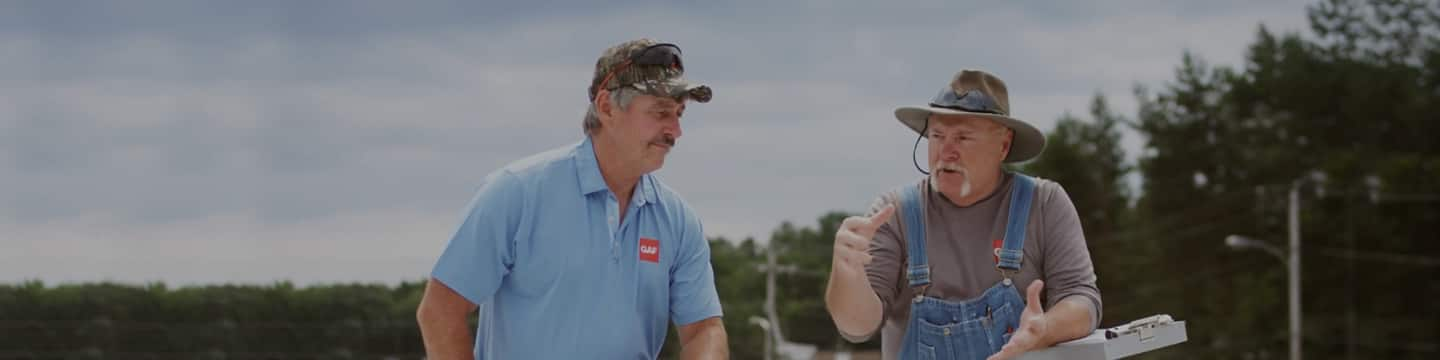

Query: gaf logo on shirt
left=639, top=238, right=660, bottom=263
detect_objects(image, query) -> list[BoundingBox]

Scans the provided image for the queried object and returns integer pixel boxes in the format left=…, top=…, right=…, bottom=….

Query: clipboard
left=1017, top=315, right=1187, bottom=360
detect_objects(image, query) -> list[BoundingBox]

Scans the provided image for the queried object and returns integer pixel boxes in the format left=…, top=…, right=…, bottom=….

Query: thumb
left=860, top=205, right=896, bottom=234
left=1025, top=279, right=1044, bottom=313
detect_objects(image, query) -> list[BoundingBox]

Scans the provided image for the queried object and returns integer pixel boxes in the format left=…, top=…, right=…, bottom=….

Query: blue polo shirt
left=431, top=137, right=723, bottom=359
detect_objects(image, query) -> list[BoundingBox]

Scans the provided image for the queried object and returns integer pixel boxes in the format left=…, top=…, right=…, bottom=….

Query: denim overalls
left=896, top=173, right=1037, bottom=360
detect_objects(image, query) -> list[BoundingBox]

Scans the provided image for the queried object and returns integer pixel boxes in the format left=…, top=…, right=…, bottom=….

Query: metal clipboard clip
left=1103, top=314, right=1174, bottom=342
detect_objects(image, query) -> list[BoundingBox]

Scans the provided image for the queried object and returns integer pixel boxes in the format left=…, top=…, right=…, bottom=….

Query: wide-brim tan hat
left=894, top=69, right=1045, bottom=163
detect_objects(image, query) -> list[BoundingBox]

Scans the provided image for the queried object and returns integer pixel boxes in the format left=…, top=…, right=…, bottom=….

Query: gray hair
left=583, top=87, right=639, bottom=136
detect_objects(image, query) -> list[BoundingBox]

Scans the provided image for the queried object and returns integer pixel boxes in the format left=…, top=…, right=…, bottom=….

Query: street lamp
left=1225, top=235, right=1284, bottom=262
left=748, top=316, right=773, bottom=360
left=1225, top=171, right=1323, bottom=360
left=754, top=245, right=798, bottom=359
left=753, top=243, right=819, bottom=360
left=1225, top=233, right=1299, bottom=360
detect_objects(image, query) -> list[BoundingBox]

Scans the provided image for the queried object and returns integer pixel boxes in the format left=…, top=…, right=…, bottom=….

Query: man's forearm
left=679, top=320, right=729, bottom=360
left=1040, top=296, right=1096, bottom=346
left=417, top=309, right=475, bottom=360
left=825, top=269, right=884, bottom=338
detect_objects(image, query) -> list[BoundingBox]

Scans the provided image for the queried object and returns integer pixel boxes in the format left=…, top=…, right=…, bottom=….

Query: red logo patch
left=992, top=239, right=1003, bottom=264
left=639, top=238, right=660, bottom=263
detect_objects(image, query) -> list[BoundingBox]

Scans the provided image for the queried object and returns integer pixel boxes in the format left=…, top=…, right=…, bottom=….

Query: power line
left=1313, top=247, right=1440, bottom=267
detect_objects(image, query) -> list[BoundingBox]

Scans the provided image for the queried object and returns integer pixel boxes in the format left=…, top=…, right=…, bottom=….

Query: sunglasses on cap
left=595, top=43, right=685, bottom=96
left=929, top=89, right=1005, bottom=115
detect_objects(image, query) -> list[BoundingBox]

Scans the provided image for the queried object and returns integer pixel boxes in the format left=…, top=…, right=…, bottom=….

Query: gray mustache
left=652, top=135, right=676, bottom=148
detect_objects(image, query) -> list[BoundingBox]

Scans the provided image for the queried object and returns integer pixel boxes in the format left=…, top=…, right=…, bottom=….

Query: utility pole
left=756, top=244, right=801, bottom=359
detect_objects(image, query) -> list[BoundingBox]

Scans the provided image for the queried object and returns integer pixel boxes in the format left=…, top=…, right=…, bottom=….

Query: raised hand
left=832, top=204, right=896, bottom=277
left=988, top=280, right=1050, bottom=360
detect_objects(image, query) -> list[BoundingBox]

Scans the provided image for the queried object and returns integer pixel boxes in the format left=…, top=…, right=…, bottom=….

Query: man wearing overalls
left=826, top=70, right=1102, bottom=360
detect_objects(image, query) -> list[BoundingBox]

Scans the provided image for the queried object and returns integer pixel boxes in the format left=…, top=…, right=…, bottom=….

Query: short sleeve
left=668, top=207, right=723, bottom=326
left=430, top=170, right=524, bottom=305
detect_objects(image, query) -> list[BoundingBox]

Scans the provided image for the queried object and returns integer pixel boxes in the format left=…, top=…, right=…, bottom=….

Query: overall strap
left=901, top=184, right=930, bottom=288
left=997, top=173, right=1037, bottom=275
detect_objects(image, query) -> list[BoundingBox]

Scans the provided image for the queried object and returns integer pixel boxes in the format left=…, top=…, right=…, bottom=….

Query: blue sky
left=2, top=0, right=1313, bottom=285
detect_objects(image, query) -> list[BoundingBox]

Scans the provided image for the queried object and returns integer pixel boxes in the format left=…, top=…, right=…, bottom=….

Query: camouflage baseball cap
left=588, top=38, right=712, bottom=103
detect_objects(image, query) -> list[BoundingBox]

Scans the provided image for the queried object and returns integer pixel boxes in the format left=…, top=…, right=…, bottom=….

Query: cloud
left=2, top=0, right=1314, bottom=285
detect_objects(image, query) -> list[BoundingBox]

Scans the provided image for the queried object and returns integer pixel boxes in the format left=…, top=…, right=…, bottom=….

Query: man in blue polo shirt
left=416, top=39, right=728, bottom=359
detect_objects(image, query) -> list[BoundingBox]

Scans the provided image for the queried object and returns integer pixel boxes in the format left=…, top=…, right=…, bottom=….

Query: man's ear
left=999, top=129, right=1014, bottom=158
left=595, top=89, right=614, bottom=120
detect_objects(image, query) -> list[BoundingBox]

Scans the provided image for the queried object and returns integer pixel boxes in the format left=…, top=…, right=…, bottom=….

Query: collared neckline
left=575, top=137, right=658, bottom=206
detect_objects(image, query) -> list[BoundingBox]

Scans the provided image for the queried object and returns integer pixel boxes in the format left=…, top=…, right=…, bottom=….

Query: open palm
left=988, top=280, right=1048, bottom=360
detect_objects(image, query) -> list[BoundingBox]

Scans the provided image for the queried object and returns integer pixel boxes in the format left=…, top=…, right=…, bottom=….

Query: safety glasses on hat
left=929, top=88, right=1006, bottom=115
left=595, top=43, right=684, bottom=95
left=909, top=88, right=1010, bottom=174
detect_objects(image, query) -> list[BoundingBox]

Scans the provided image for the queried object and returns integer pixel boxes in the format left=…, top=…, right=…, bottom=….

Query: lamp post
left=1289, top=178, right=1303, bottom=360
left=1225, top=172, right=1322, bottom=360
left=755, top=245, right=798, bottom=359
left=1225, top=231, right=1299, bottom=360
left=754, top=242, right=821, bottom=360
left=748, top=316, right=773, bottom=360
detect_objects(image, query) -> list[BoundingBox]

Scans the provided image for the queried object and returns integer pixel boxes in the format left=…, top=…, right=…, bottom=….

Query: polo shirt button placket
left=609, top=230, right=619, bottom=262
left=606, top=196, right=620, bottom=262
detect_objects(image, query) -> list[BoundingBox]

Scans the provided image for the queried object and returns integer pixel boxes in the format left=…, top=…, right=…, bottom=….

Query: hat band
left=929, top=89, right=1005, bottom=115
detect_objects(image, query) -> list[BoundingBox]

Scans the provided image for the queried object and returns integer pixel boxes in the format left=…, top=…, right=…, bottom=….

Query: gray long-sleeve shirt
left=842, top=173, right=1102, bottom=359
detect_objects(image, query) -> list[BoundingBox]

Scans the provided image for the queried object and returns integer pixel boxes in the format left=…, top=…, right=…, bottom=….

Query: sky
left=1, top=0, right=1315, bottom=286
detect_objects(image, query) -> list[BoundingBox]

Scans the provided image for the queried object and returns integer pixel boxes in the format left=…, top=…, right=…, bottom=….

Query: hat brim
left=630, top=78, right=712, bottom=103
left=895, top=106, right=1046, bottom=163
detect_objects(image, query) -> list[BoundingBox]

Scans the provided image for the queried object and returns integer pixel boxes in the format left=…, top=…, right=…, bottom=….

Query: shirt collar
left=576, top=137, right=608, bottom=196
left=575, top=137, right=659, bottom=206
